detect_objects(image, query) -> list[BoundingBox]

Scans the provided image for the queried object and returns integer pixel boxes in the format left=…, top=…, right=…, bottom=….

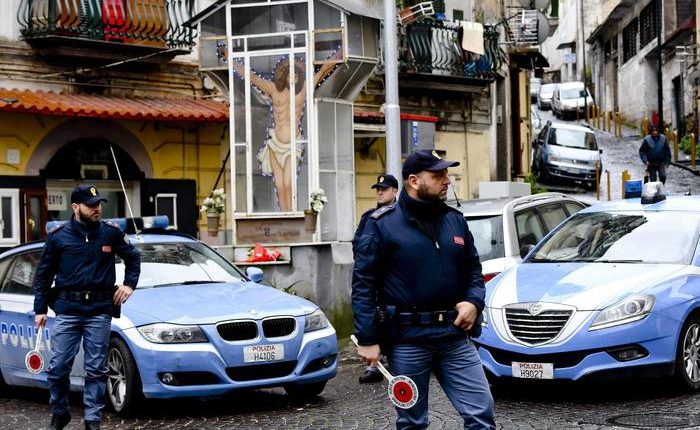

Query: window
left=453, top=9, right=464, bottom=21
left=677, top=0, right=696, bottom=26
left=155, top=194, right=177, bottom=230
left=622, top=18, right=638, bottom=63
left=0, top=252, right=41, bottom=296
left=538, top=204, right=569, bottom=232
left=563, top=201, right=586, bottom=217
left=465, top=215, right=505, bottom=261
left=639, top=1, right=658, bottom=48
left=515, top=209, right=545, bottom=248
left=0, top=189, right=20, bottom=246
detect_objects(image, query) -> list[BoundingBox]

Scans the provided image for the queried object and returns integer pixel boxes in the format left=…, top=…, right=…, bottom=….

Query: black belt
left=56, top=290, right=113, bottom=302
left=395, top=309, right=458, bottom=326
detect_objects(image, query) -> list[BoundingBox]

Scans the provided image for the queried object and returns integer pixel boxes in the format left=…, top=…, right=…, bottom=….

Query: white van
left=552, top=81, right=594, bottom=120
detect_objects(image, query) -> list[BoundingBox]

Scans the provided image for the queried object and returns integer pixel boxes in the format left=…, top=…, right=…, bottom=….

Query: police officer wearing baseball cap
left=352, top=150, right=494, bottom=429
left=351, top=173, right=399, bottom=384
left=34, top=184, right=140, bottom=430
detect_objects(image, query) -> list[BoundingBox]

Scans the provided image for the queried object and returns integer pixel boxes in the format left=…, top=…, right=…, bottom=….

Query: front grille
left=217, top=321, right=258, bottom=341
left=226, top=361, right=298, bottom=381
left=478, top=344, right=591, bottom=369
left=262, top=317, right=296, bottom=338
left=505, top=307, right=572, bottom=345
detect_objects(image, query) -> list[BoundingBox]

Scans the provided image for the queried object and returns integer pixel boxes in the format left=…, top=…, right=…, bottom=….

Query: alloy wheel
left=683, top=323, right=700, bottom=383
left=107, top=347, right=128, bottom=410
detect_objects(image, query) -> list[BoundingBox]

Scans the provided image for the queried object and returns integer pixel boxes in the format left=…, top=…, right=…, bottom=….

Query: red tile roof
left=0, top=88, right=228, bottom=122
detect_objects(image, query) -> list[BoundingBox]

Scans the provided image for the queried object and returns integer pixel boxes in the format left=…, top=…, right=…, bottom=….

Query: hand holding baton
left=351, top=335, right=418, bottom=409
left=26, top=328, right=46, bottom=374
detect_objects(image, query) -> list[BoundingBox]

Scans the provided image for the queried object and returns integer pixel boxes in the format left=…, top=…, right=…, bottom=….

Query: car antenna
left=109, top=144, right=141, bottom=238
left=450, top=179, right=462, bottom=207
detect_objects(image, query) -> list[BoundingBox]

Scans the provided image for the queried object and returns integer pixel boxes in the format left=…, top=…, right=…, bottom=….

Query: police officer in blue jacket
left=352, top=150, right=494, bottom=429
left=33, top=184, right=140, bottom=430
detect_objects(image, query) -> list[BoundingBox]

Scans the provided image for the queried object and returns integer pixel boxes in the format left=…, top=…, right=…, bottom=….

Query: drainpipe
left=656, top=0, right=664, bottom=128
left=579, top=0, right=588, bottom=118
left=383, top=0, right=402, bottom=181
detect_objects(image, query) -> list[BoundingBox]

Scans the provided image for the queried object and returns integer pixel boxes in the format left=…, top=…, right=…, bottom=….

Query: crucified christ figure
left=232, top=55, right=339, bottom=212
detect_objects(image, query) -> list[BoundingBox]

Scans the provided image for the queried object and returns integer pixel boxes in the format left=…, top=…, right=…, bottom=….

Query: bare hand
left=453, top=301, right=478, bottom=332
left=113, top=285, right=133, bottom=305
left=358, top=344, right=381, bottom=366
left=35, top=314, right=47, bottom=329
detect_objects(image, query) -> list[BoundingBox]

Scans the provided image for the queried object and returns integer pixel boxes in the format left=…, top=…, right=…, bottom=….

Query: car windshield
left=465, top=215, right=505, bottom=260
left=549, top=128, right=598, bottom=150
left=529, top=211, right=700, bottom=264
left=561, top=88, right=587, bottom=99
left=115, top=242, right=244, bottom=288
left=540, top=84, right=556, bottom=96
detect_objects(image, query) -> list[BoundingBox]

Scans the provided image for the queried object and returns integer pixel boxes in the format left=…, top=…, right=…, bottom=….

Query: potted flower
left=305, top=189, right=327, bottom=232
left=200, top=188, right=225, bottom=236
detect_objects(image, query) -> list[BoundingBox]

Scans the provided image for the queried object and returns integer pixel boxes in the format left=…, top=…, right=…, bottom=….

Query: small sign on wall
left=6, top=149, right=20, bottom=165
left=47, top=191, right=67, bottom=211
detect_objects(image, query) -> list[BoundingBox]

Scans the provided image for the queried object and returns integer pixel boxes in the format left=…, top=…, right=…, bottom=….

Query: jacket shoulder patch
left=47, top=223, right=65, bottom=234
left=102, top=220, right=122, bottom=230
left=370, top=204, right=395, bottom=219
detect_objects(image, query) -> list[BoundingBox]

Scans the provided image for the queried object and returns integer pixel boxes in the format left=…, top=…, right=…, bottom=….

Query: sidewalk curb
left=670, top=161, right=700, bottom=176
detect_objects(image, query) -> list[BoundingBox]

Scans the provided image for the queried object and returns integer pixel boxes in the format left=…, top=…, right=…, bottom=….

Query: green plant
left=680, top=135, right=699, bottom=155
left=524, top=173, right=548, bottom=194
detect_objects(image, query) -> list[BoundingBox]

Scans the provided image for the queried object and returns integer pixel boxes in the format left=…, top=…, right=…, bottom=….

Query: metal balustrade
left=17, top=0, right=196, bottom=50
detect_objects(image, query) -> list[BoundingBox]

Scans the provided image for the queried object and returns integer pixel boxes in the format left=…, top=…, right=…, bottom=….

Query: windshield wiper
left=529, top=258, right=563, bottom=263
left=582, top=259, right=643, bottom=263
left=150, top=280, right=224, bottom=288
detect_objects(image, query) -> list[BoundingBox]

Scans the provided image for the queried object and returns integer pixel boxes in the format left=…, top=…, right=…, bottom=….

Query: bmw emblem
left=528, top=303, right=543, bottom=316
left=248, top=309, right=258, bottom=316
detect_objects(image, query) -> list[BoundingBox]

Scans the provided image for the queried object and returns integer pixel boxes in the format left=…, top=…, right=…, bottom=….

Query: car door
left=0, top=249, right=50, bottom=387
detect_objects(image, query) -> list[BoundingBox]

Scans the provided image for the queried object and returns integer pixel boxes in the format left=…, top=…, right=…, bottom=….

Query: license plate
left=511, top=362, right=554, bottom=379
left=244, top=344, right=284, bottom=363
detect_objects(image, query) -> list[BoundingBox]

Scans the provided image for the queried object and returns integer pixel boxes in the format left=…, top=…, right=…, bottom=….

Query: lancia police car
left=0, top=222, right=338, bottom=414
left=475, top=187, right=700, bottom=389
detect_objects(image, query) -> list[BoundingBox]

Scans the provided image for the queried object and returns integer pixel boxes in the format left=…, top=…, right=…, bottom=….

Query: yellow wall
left=435, top=130, right=491, bottom=200
left=0, top=112, right=229, bottom=232
left=353, top=137, right=387, bottom=225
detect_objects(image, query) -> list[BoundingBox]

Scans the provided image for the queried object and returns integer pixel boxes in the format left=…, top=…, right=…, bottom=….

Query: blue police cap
left=71, top=184, right=108, bottom=205
left=401, top=150, right=460, bottom=180
left=371, top=174, right=399, bottom=189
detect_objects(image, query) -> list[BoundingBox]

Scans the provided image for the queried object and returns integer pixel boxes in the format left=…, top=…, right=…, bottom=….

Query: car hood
left=488, top=263, right=687, bottom=311
left=122, top=282, right=317, bottom=326
left=549, top=144, right=600, bottom=162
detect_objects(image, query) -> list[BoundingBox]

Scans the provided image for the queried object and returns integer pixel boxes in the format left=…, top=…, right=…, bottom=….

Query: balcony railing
left=398, top=20, right=502, bottom=81
left=17, top=0, right=196, bottom=50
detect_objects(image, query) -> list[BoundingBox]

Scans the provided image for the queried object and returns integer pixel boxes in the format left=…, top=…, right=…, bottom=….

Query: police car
left=0, top=226, right=337, bottom=414
left=475, top=187, right=700, bottom=389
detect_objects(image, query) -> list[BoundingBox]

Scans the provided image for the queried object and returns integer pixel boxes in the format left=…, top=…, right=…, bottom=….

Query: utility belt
left=384, top=306, right=458, bottom=326
left=55, top=290, right=113, bottom=303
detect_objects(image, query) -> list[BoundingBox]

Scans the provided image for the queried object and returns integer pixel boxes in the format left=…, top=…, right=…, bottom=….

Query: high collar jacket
left=33, top=217, right=140, bottom=315
left=351, top=196, right=485, bottom=345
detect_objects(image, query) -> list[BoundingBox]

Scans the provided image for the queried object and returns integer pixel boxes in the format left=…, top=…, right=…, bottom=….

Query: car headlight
left=589, top=295, right=655, bottom=331
left=548, top=155, right=563, bottom=164
left=304, top=308, right=330, bottom=332
left=138, top=323, right=208, bottom=343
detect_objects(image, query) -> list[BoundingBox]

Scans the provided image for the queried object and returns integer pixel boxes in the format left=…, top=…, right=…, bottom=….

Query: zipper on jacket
left=435, top=241, right=440, bottom=249
left=85, top=234, right=88, bottom=243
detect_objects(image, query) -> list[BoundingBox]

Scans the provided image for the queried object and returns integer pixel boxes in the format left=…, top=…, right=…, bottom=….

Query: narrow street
left=533, top=108, right=700, bottom=203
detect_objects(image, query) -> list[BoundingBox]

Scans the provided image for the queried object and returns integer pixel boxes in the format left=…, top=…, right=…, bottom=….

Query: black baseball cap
left=71, top=184, right=108, bottom=205
left=371, top=174, right=399, bottom=189
left=401, top=150, right=460, bottom=179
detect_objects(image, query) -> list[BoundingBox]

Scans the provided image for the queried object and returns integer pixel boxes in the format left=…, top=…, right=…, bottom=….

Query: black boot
left=84, top=420, right=101, bottom=430
left=47, top=413, right=71, bottom=430
left=358, top=367, right=383, bottom=384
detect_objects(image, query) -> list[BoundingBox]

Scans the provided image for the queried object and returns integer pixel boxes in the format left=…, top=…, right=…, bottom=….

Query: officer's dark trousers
left=47, top=313, right=112, bottom=421
left=648, top=163, right=667, bottom=184
left=388, top=337, right=495, bottom=429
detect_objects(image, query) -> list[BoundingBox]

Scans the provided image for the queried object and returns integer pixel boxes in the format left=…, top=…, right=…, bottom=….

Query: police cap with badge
left=401, top=149, right=460, bottom=179
left=71, top=184, right=108, bottom=205
left=371, top=174, right=399, bottom=190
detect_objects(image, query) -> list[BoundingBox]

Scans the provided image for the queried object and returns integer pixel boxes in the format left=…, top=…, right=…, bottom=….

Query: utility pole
left=383, top=0, right=402, bottom=181
left=656, top=0, right=664, bottom=128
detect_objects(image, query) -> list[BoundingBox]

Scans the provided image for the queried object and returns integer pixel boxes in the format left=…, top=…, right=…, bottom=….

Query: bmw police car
left=0, top=223, right=337, bottom=414
left=475, top=188, right=700, bottom=389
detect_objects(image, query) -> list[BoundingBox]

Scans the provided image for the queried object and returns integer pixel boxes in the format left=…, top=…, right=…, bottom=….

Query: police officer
left=352, top=174, right=398, bottom=384
left=34, top=185, right=140, bottom=430
left=352, top=150, right=494, bottom=429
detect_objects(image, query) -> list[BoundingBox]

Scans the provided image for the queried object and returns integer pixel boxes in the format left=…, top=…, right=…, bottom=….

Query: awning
left=324, top=0, right=383, bottom=19
left=354, top=111, right=439, bottom=122
left=586, top=0, right=636, bottom=43
left=556, top=40, right=576, bottom=50
left=0, top=88, right=228, bottom=122
left=645, top=16, right=696, bottom=59
left=509, top=50, right=550, bottom=69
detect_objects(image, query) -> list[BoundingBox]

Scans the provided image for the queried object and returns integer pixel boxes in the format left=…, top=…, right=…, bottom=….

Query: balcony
left=395, top=20, right=502, bottom=91
left=17, top=0, right=196, bottom=60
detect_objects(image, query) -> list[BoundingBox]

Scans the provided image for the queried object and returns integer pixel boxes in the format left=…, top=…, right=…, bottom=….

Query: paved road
left=4, top=342, right=700, bottom=429
left=533, top=108, right=700, bottom=203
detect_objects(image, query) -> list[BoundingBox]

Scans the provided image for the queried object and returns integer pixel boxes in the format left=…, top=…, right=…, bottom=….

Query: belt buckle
left=435, top=311, right=447, bottom=323
left=84, top=292, right=90, bottom=301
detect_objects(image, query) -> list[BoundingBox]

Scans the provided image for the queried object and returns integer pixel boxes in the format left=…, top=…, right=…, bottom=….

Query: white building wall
left=0, top=0, right=22, bottom=41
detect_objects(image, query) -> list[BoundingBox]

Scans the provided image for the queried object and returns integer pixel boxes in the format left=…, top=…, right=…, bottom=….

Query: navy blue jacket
left=639, top=134, right=671, bottom=165
left=352, top=207, right=377, bottom=256
left=352, top=192, right=485, bottom=345
left=33, top=217, right=140, bottom=316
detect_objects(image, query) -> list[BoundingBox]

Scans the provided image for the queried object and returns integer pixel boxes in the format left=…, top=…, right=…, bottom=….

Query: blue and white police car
left=0, top=226, right=337, bottom=414
left=475, top=189, right=700, bottom=389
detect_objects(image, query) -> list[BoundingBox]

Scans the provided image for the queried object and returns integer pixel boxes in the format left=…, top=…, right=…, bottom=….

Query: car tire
left=674, top=316, right=700, bottom=391
left=107, top=337, right=143, bottom=415
left=284, top=381, right=327, bottom=398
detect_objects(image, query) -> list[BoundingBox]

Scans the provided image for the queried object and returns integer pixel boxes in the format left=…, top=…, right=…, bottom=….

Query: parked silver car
left=537, top=83, right=557, bottom=110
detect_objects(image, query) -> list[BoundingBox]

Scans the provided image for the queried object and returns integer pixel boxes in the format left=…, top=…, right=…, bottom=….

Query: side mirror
left=245, top=267, right=264, bottom=283
left=519, top=244, right=535, bottom=259
left=599, top=149, right=603, bottom=154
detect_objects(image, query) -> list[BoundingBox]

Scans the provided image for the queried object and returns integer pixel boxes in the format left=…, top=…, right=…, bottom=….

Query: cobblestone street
left=4, top=342, right=700, bottom=429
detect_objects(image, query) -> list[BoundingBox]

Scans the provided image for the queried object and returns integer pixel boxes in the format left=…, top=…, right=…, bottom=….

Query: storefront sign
left=47, top=191, right=67, bottom=211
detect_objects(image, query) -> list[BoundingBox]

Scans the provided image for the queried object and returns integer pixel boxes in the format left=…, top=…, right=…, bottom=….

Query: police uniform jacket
left=33, top=216, right=140, bottom=316
left=352, top=191, right=485, bottom=345
left=352, top=207, right=376, bottom=256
